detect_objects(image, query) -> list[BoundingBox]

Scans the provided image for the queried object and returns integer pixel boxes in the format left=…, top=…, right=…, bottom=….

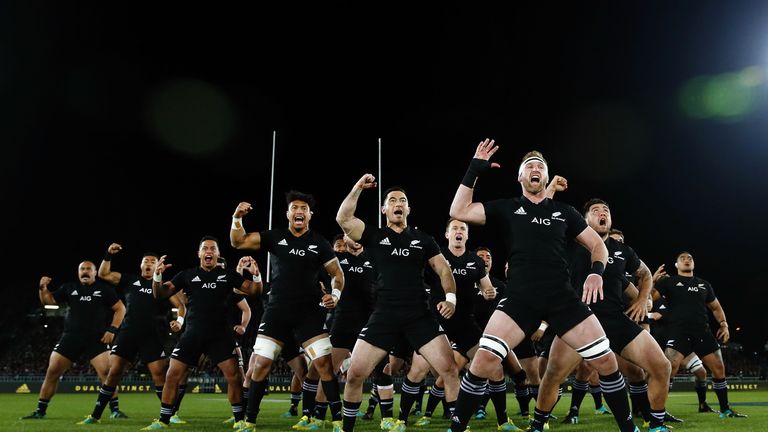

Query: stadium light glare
left=44, top=305, right=59, bottom=310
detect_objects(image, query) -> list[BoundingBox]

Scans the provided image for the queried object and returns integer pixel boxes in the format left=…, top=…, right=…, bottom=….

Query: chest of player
left=509, top=206, right=569, bottom=239
left=340, top=257, right=374, bottom=276
left=373, top=236, right=427, bottom=262
left=126, top=279, right=155, bottom=300
left=69, top=286, right=105, bottom=304
left=447, top=260, right=482, bottom=283
left=605, top=249, right=629, bottom=275
left=271, top=237, right=325, bottom=262
left=186, top=274, right=232, bottom=294
left=670, top=281, right=710, bottom=301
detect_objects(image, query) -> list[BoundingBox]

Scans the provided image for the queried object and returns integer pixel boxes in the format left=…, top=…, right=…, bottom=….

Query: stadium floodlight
left=44, top=305, right=59, bottom=310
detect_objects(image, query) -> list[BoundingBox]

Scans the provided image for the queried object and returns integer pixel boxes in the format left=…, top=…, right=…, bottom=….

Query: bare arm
left=234, top=256, right=263, bottom=296
left=449, top=139, right=499, bottom=225
left=574, top=226, right=608, bottom=304
left=477, top=275, right=497, bottom=300
left=152, top=255, right=177, bottom=299
left=233, top=298, right=251, bottom=335
left=38, top=276, right=56, bottom=305
left=320, top=258, right=345, bottom=309
left=650, top=264, right=668, bottom=301
left=625, top=260, right=653, bottom=322
left=428, top=254, right=457, bottom=319
left=169, top=293, right=186, bottom=332
left=707, top=299, right=730, bottom=343
left=98, top=243, right=123, bottom=285
left=544, top=175, right=568, bottom=199
left=336, top=174, right=375, bottom=241
left=101, top=300, right=126, bottom=344
left=231, top=202, right=262, bottom=250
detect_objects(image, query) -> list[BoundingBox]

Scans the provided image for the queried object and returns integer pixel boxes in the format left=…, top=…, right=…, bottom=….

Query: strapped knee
left=305, top=337, right=333, bottom=361
left=252, top=337, right=282, bottom=361
left=478, top=334, right=510, bottom=361
left=577, top=336, right=611, bottom=360
left=686, top=355, right=704, bottom=373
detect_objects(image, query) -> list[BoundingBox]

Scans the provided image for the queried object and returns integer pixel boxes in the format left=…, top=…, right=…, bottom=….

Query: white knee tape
left=577, top=337, right=611, bottom=360
left=252, top=337, right=282, bottom=361
left=478, top=334, right=509, bottom=361
left=686, top=355, right=704, bottom=373
left=305, top=337, right=333, bottom=361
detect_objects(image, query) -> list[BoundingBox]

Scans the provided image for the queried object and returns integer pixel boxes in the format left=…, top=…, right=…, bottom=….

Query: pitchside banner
left=2, top=379, right=765, bottom=394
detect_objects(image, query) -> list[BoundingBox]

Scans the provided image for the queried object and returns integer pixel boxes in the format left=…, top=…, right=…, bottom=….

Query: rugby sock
left=154, top=385, right=163, bottom=401
left=321, top=379, right=343, bottom=421
left=450, top=371, right=487, bottom=431
left=172, top=384, right=187, bottom=415
left=245, top=379, right=268, bottom=423
left=159, top=402, right=174, bottom=425
left=424, top=384, right=445, bottom=417
left=568, top=380, right=589, bottom=416
left=397, top=377, right=421, bottom=421
left=232, top=401, right=244, bottom=422
left=695, top=379, right=707, bottom=405
left=343, top=400, right=361, bottom=432
left=92, top=384, right=116, bottom=419
left=489, top=379, right=508, bottom=425
left=599, top=371, right=635, bottom=432
left=712, top=378, right=730, bottom=412
left=302, top=378, right=319, bottom=418
left=590, top=384, right=603, bottom=409
left=629, top=381, right=651, bottom=421
left=650, top=408, right=666, bottom=429
left=530, top=407, right=551, bottom=431
left=314, top=401, right=328, bottom=420
left=36, top=398, right=50, bottom=415
left=109, top=397, right=120, bottom=413
left=379, top=397, right=394, bottom=419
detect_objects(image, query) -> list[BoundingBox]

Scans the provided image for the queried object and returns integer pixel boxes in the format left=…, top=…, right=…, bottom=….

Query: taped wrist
left=461, top=158, right=492, bottom=188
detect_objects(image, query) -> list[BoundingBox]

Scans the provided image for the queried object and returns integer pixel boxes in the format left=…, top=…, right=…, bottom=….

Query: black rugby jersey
left=169, top=266, right=245, bottom=333
left=117, top=273, right=171, bottom=331
left=427, top=248, right=486, bottom=318
left=474, top=274, right=506, bottom=327
left=655, top=274, right=717, bottom=331
left=260, top=228, right=336, bottom=306
left=483, top=196, right=587, bottom=292
left=359, top=225, right=440, bottom=308
left=569, top=236, right=641, bottom=314
left=335, top=250, right=375, bottom=320
left=52, top=280, right=120, bottom=337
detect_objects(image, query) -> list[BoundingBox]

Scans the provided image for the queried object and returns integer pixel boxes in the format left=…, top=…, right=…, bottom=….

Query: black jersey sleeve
left=259, top=229, right=275, bottom=252
left=316, top=237, right=336, bottom=266
left=423, top=234, right=441, bottom=260
left=51, top=283, right=70, bottom=304
left=100, top=282, right=120, bottom=307
left=170, top=270, right=189, bottom=293
left=703, top=280, right=717, bottom=303
left=227, top=268, right=246, bottom=291
left=624, top=245, right=642, bottom=275
left=564, top=204, right=588, bottom=238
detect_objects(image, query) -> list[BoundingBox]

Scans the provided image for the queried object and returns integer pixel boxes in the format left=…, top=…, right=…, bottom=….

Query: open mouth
left=294, top=215, right=305, bottom=223
left=599, top=216, right=607, bottom=226
left=530, top=174, right=541, bottom=184
left=454, top=234, right=463, bottom=241
left=204, top=255, right=213, bottom=265
left=393, top=209, right=403, bottom=216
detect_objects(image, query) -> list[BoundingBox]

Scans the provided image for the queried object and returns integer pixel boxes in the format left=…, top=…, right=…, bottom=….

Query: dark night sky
left=4, top=2, right=767, bottom=352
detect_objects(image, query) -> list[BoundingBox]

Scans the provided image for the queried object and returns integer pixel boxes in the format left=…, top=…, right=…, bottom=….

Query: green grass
left=1, top=391, right=765, bottom=431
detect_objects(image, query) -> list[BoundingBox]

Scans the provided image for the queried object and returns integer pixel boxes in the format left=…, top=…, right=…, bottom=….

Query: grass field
left=1, top=391, right=765, bottom=431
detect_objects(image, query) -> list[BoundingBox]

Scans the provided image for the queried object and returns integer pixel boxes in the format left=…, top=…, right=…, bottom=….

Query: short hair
left=286, top=190, right=316, bottom=210
left=445, top=217, right=467, bottom=230
left=608, top=228, right=624, bottom=238
left=199, top=235, right=219, bottom=248
left=475, top=246, right=491, bottom=254
left=583, top=198, right=609, bottom=216
left=520, top=150, right=548, bottom=166
left=382, top=186, right=407, bottom=204
left=676, top=250, right=693, bottom=260
left=332, top=234, right=344, bottom=243
left=142, top=251, right=160, bottom=259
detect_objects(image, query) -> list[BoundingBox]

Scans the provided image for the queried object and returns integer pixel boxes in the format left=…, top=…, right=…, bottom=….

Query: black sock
left=232, top=401, right=245, bottom=422
left=515, top=384, right=529, bottom=416
left=530, top=407, right=551, bottom=431
left=92, top=385, right=116, bottom=419
left=449, top=371, right=487, bottom=431
left=712, top=378, right=730, bottom=412
left=424, top=384, right=444, bottom=417
left=380, top=398, right=394, bottom=419
left=366, top=387, right=379, bottom=413
left=397, top=377, right=421, bottom=421
left=321, top=379, right=342, bottom=421
left=314, top=402, right=328, bottom=420
left=159, top=402, right=174, bottom=425
left=291, top=391, right=302, bottom=410
left=529, top=384, right=539, bottom=401
left=242, top=387, right=250, bottom=414
left=245, top=379, right=268, bottom=423
left=36, top=398, right=50, bottom=415
left=628, top=381, right=651, bottom=421
left=109, top=397, right=119, bottom=413
left=489, top=379, right=508, bottom=425
left=343, top=400, right=361, bottom=432
left=172, top=384, right=187, bottom=415
left=650, top=409, right=666, bottom=428
left=568, top=380, right=588, bottom=415
left=695, top=380, right=707, bottom=405
left=154, top=385, right=164, bottom=401
left=590, top=384, right=603, bottom=409
left=478, top=389, right=490, bottom=412
left=599, top=371, right=635, bottom=432
left=415, top=381, right=426, bottom=411
left=302, top=378, right=319, bottom=418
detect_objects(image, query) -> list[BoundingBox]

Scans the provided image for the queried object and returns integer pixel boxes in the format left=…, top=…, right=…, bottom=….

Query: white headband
left=518, top=156, right=548, bottom=177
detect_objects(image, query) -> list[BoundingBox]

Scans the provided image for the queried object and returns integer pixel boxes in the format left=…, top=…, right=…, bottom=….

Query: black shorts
left=665, top=327, right=720, bottom=358
left=512, top=339, right=536, bottom=360
left=171, top=329, right=237, bottom=366
left=534, top=328, right=556, bottom=359
left=111, top=327, right=167, bottom=364
left=441, top=315, right=482, bottom=360
left=500, top=286, right=593, bottom=339
left=281, top=340, right=303, bottom=361
left=389, top=336, right=414, bottom=360
left=361, top=306, right=444, bottom=354
left=53, top=332, right=109, bottom=362
left=259, top=302, right=328, bottom=346
left=594, top=311, right=643, bottom=354
left=330, top=314, right=368, bottom=351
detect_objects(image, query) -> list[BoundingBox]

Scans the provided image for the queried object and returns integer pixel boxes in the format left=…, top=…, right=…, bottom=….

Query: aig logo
left=139, top=287, right=153, bottom=294
left=79, top=296, right=92, bottom=301
left=453, top=268, right=467, bottom=276
left=391, top=248, right=410, bottom=256
left=531, top=217, right=551, bottom=226
left=687, top=287, right=699, bottom=292
left=289, top=248, right=306, bottom=256
left=201, top=283, right=217, bottom=289
left=348, top=266, right=364, bottom=273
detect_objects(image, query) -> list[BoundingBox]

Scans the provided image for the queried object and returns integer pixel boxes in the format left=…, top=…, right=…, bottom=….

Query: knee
left=587, top=353, right=617, bottom=374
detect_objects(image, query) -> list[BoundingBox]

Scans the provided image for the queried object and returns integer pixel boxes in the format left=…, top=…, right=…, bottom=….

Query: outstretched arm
left=231, top=202, right=262, bottom=250
left=449, top=139, right=499, bottom=225
left=544, top=175, right=568, bottom=199
left=337, top=174, right=375, bottom=241
left=98, top=243, right=123, bottom=285
left=152, top=255, right=177, bottom=299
